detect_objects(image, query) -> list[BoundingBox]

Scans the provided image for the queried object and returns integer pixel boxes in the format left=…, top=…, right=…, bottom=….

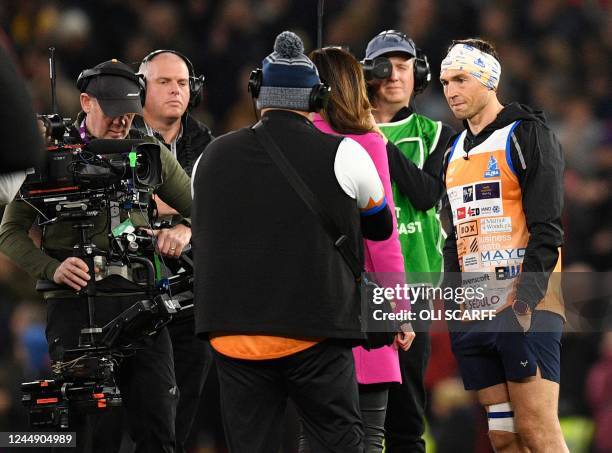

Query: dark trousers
left=298, top=384, right=389, bottom=453
left=167, top=315, right=212, bottom=453
left=384, top=327, right=431, bottom=453
left=359, top=385, right=389, bottom=453
left=46, top=295, right=178, bottom=453
left=214, top=340, right=364, bottom=453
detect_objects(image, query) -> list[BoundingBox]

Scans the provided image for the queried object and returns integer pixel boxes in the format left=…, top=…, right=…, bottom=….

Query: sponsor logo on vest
left=468, top=207, right=480, bottom=217
left=475, top=182, right=500, bottom=200
left=458, top=220, right=478, bottom=238
left=481, top=217, right=512, bottom=233
left=477, top=204, right=502, bottom=216
left=463, top=185, right=474, bottom=202
left=457, top=207, right=466, bottom=220
left=448, top=187, right=461, bottom=203
left=481, top=248, right=526, bottom=263
left=464, top=295, right=501, bottom=310
left=469, top=237, right=478, bottom=253
left=462, top=273, right=491, bottom=285
left=484, top=155, right=501, bottom=178
left=480, top=234, right=512, bottom=243
left=495, top=265, right=521, bottom=280
left=463, top=253, right=480, bottom=269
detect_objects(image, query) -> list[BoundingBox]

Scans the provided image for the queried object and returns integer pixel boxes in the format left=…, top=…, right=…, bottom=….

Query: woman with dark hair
left=306, top=46, right=414, bottom=452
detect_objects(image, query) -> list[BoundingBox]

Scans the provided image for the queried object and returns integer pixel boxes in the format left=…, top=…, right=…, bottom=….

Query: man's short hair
left=449, top=38, right=499, bottom=61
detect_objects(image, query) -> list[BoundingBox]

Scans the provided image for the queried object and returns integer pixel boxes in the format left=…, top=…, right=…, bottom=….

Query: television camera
left=19, top=117, right=192, bottom=430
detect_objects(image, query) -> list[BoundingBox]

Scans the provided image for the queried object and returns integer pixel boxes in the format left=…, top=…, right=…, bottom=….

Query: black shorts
left=450, top=309, right=563, bottom=391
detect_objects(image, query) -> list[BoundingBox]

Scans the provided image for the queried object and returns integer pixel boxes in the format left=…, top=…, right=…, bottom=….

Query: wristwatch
left=512, top=299, right=532, bottom=316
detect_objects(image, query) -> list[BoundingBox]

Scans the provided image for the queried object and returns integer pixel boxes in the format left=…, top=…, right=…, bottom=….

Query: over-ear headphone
left=362, top=31, right=431, bottom=95
left=139, top=49, right=205, bottom=109
left=247, top=68, right=331, bottom=112
left=412, top=48, right=431, bottom=94
left=77, top=62, right=147, bottom=105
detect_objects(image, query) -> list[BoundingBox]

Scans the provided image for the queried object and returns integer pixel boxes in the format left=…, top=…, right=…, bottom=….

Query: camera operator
left=133, top=49, right=213, bottom=452
left=0, top=59, right=193, bottom=452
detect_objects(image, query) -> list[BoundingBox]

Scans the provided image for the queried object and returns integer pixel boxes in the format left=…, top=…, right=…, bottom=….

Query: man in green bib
left=364, top=30, right=454, bottom=452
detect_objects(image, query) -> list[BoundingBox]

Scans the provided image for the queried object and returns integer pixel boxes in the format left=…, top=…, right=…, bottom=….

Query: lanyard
left=79, top=119, right=91, bottom=144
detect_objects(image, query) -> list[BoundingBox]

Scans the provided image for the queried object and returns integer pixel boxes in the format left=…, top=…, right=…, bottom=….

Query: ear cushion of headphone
left=413, top=52, right=431, bottom=94
left=136, top=73, right=147, bottom=106
left=189, top=75, right=204, bottom=109
left=247, top=69, right=262, bottom=99
left=309, top=83, right=331, bottom=112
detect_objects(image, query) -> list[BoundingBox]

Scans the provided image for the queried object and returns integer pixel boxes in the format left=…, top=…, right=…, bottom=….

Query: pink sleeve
left=312, top=117, right=407, bottom=309
left=359, top=134, right=407, bottom=309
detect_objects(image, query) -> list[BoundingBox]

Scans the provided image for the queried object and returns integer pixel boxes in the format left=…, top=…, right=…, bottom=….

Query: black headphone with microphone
left=247, top=68, right=331, bottom=113
left=76, top=62, right=147, bottom=105
left=139, top=49, right=205, bottom=109
left=362, top=31, right=431, bottom=95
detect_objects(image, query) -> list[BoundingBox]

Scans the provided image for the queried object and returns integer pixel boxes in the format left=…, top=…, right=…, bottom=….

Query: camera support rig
left=19, top=137, right=189, bottom=430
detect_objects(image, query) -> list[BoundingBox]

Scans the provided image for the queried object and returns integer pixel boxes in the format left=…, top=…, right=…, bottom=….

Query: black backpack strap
left=252, top=117, right=362, bottom=281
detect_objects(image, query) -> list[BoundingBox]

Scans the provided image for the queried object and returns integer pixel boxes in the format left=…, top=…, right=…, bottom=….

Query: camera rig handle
left=72, top=222, right=102, bottom=347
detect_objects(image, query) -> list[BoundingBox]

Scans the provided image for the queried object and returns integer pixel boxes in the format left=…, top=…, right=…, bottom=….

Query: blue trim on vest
left=505, top=120, right=521, bottom=175
left=447, top=131, right=464, bottom=165
left=361, top=197, right=387, bottom=216
left=488, top=411, right=515, bottom=419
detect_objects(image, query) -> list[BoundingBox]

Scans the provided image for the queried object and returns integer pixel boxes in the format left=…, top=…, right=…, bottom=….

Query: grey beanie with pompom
left=257, top=31, right=321, bottom=112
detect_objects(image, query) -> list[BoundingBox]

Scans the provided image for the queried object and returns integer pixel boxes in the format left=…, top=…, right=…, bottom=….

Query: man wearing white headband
left=440, top=39, right=568, bottom=452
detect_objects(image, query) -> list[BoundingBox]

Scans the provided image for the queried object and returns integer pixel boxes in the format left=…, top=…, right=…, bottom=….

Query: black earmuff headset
left=76, top=63, right=147, bottom=105
left=139, top=49, right=205, bottom=109
left=247, top=68, right=331, bottom=113
left=362, top=31, right=431, bottom=95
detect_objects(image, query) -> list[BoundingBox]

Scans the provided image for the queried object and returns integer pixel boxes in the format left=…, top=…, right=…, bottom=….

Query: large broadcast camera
left=22, top=114, right=162, bottom=223
left=19, top=86, right=192, bottom=430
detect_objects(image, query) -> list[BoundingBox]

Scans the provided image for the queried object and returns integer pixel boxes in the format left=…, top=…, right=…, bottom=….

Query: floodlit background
left=0, top=1, right=610, bottom=452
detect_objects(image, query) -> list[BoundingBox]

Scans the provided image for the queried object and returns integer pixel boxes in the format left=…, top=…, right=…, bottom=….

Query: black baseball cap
left=79, top=59, right=143, bottom=117
left=365, top=30, right=417, bottom=60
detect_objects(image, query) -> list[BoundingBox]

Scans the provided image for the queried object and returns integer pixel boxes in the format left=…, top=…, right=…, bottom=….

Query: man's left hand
left=143, top=224, right=191, bottom=257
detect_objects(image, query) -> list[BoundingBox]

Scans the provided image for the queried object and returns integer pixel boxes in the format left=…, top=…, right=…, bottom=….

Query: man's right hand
left=53, top=257, right=90, bottom=291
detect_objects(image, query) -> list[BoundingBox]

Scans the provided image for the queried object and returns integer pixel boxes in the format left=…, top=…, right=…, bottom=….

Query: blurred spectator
left=429, top=377, right=485, bottom=453
left=587, top=332, right=612, bottom=453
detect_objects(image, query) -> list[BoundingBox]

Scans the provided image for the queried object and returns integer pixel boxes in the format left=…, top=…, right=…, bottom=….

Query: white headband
left=440, top=44, right=501, bottom=90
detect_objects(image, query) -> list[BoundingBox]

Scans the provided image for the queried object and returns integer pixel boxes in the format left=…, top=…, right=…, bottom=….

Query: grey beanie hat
left=256, top=31, right=321, bottom=111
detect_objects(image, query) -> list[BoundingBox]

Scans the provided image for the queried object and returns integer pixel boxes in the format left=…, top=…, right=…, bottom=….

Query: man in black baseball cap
left=6, top=58, right=193, bottom=452
left=76, top=59, right=144, bottom=139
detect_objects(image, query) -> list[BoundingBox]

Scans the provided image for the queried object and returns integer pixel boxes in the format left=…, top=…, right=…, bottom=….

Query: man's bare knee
left=489, top=430, right=520, bottom=452
left=517, top=418, right=564, bottom=452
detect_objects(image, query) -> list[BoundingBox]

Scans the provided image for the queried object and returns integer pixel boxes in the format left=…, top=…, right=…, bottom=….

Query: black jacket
left=442, top=102, right=565, bottom=309
left=192, top=110, right=392, bottom=340
left=386, top=107, right=455, bottom=210
left=132, top=113, right=213, bottom=177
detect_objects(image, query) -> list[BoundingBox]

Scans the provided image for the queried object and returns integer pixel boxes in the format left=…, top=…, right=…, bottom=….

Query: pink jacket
left=313, top=114, right=405, bottom=384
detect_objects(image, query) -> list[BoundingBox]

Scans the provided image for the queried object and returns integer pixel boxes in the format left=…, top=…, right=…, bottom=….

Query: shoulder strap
left=252, top=117, right=362, bottom=281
